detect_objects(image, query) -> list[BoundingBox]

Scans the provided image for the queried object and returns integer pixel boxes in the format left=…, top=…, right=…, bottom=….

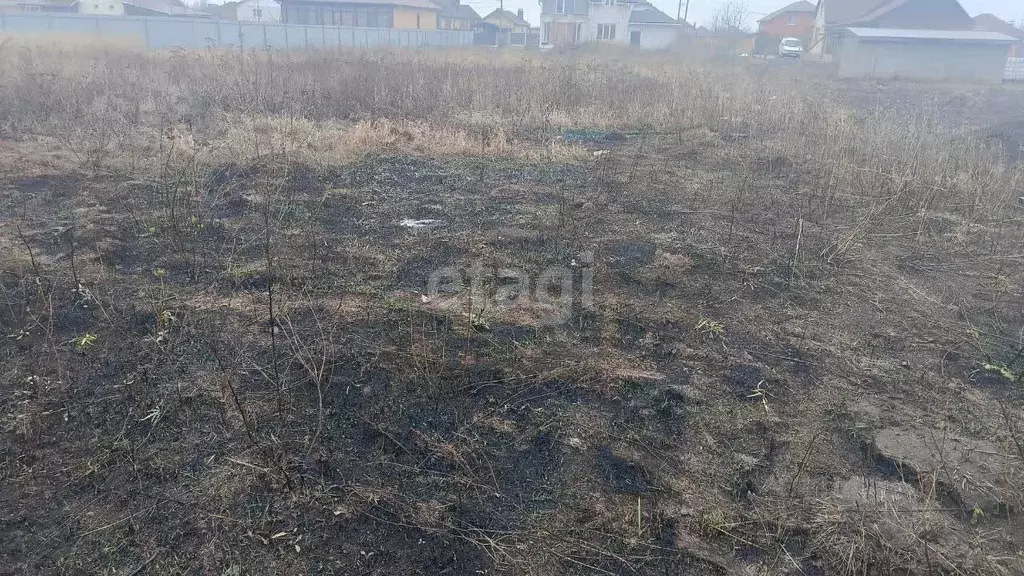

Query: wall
left=541, top=19, right=584, bottom=45
left=0, top=11, right=472, bottom=48
left=540, top=0, right=587, bottom=17
left=439, top=16, right=473, bottom=30
left=236, top=0, right=281, bottom=23
left=627, top=23, right=676, bottom=49
left=393, top=7, right=435, bottom=29
left=809, top=1, right=825, bottom=55
left=586, top=2, right=628, bottom=43
left=758, top=12, right=813, bottom=42
left=838, top=38, right=1009, bottom=83
left=78, top=0, right=125, bottom=16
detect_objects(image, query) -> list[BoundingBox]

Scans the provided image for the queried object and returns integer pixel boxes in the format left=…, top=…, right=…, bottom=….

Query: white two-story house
left=540, top=0, right=680, bottom=49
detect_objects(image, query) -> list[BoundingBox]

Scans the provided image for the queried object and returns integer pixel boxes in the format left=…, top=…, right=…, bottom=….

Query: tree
left=710, top=0, right=749, bottom=33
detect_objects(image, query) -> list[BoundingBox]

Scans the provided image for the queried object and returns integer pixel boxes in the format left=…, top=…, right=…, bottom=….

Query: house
left=627, top=2, right=680, bottom=48
left=78, top=0, right=123, bottom=14
left=279, top=0, right=439, bottom=29
left=757, top=0, right=814, bottom=43
left=483, top=8, right=530, bottom=33
left=434, top=0, right=478, bottom=30
left=974, top=13, right=1024, bottom=57
left=810, top=0, right=973, bottom=55
left=539, top=0, right=679, bottom=50
left=235, top=0, right=280, bottom=21
left=124, top=0, right=212, bottom=16
left=483, top=8, right=531, bottom=45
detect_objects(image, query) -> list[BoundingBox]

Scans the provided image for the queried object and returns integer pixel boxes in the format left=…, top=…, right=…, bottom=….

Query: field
left=1, top=43, right=1024, bottom=575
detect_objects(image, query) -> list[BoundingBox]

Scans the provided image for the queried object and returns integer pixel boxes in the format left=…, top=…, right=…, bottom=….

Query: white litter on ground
left=399, top=218, right=442, bottom=228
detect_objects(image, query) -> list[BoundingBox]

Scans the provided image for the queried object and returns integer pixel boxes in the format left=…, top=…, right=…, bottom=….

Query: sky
left=465, top=0, right=1023, bottom=29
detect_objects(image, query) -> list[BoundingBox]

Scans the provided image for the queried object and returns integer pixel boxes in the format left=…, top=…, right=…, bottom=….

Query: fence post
left=142, top=17, right=150, bottom=47
left=263, top=23, right=269, bottom=50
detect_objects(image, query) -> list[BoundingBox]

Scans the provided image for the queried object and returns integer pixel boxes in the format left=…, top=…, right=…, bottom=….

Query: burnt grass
left=2, top=133, right=1024, bottom=576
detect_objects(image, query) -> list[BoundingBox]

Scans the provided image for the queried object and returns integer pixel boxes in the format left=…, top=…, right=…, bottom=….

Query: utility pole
left=677, top=0, right=690, bottom=23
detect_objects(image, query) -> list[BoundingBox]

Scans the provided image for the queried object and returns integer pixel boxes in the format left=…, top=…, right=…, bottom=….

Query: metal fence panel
left=49, top=15, right=96, bottom=34
left=105, top=17, right=147, bottom=38
left=145, top=18, right=200, bottom=48
left=237, top=22, right=263, bottom=49
left=264, top=23, right=288, bottom=48
left=0, top=12, right=473, bottom=50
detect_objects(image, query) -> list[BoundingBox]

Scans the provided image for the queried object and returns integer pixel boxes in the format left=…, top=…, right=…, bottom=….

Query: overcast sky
left=469, top=0, right=1023, bottom=29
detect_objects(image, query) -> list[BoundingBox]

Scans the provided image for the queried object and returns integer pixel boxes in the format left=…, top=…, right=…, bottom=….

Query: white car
left=779, top=37, right=803, bottom=58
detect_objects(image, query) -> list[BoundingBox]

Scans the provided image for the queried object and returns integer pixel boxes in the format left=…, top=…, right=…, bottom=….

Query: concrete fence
left=1007, top=58, right=1024, bottom=82
left=0, top=12, right=473, bottom=50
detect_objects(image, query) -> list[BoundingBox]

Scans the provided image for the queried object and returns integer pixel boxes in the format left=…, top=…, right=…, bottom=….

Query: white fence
left=1007, top=58, right=1024, bottom=81
left=0, top=12, right=473, bottom=50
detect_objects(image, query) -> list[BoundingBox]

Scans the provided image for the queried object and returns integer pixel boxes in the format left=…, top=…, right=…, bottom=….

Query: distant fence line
left=1007, top=58, right=1024, bottom=82
left=0, top=12, right=473, bottom=50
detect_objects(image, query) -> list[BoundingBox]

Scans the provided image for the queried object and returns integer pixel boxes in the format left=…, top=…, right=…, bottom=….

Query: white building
left=78, top=0, right=124, bottom=15
left=236, top=0, right=280, bottom=22
left=540, top=0, right=680, bottom=49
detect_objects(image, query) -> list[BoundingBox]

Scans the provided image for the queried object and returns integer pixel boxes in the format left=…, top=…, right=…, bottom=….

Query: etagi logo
left=425, top=252, right=594, bottom=326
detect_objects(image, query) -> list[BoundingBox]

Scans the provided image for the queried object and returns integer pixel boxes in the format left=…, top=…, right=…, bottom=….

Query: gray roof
left=818, top=0, right=889, bottom=27
left=843, top=27, right=1017, bottom=43
left=974, top=13, right=1024, bottom=41
left=629, top=3, right=678, bottom=25
left=451, top=3, right=478, bottom=19
left=483, top=8, right=530, bottom=27
left=819, top=0, right=971, bottom=29
left=433, top=0, right=479, bottom=20
left=758, top=1, right=814, bottom=23
left=125, top=0, right=211, bottom=15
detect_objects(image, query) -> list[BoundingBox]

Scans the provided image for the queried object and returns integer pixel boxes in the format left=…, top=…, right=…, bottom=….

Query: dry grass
left=1, top=43, right=1023, bottom=576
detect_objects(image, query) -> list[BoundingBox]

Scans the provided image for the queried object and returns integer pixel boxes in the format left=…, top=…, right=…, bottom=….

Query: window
left=252, top=7, right=262, bottom=19
left=356, top=9, right=367, bottom=26
left=341, top=8, right=354, bottom=26
left=556, top=0, right=574, bottom=14
left=787, top=14, right=797, bottom=25
left=604, top=0, right=614, bottom=5
left=597, top=23, right=615, bottom=40
left=367, top=9, right=378, bottom=26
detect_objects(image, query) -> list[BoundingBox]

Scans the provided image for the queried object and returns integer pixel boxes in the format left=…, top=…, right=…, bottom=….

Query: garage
left=836, top=27, right=1016, bottom=82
